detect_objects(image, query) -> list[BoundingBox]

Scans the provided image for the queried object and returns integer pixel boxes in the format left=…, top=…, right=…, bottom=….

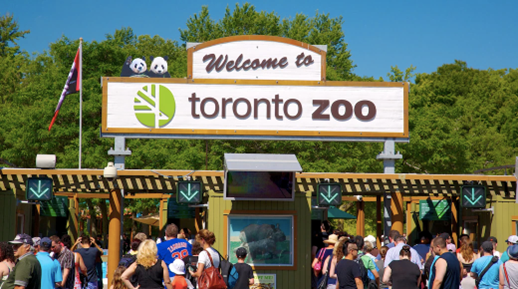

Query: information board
left=250, top=274, right=276, bottom=289
left=40, top=196, right=69, bottom=217
left=419, top=200, right=450, bottom=221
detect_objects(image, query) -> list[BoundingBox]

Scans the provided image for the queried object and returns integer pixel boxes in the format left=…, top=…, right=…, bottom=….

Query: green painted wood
left=208, top=191, right=311, bottom=288
left=0, top=190, right=16, bottom=241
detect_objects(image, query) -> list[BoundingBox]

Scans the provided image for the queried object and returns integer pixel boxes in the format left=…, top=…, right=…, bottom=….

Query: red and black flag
left=48, top=47, right=81, bottom=131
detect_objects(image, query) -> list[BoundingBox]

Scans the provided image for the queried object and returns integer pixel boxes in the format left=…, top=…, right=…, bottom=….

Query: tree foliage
left=1, top=5, right=518, bottom=235
left=0, top=13, right=30, bottom=57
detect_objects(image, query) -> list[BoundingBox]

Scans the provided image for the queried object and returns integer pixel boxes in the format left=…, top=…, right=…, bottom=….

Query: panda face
left=150, top=57, right=168, bottom=75
left=131, top=58, right=147, bottom=74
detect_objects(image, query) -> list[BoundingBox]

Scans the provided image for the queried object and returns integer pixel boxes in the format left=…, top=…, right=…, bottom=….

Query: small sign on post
left=316, top=183, right=342, bottom=207
left=176, top=181, right=202, bottom=204
left=461, top=185, right=486, bottom=208
left=26, top=177, right=53, bottom=201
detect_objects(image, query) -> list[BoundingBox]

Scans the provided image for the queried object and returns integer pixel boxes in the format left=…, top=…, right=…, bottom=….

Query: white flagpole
left=79, top=38, right=83, bottom=169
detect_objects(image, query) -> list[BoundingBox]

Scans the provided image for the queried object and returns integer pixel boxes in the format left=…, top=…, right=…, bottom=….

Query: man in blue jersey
left=157, top=223, right=192, bottom=278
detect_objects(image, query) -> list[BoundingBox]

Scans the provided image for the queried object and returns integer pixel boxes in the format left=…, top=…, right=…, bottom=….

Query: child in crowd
left=169, top=259, right=194, bottom=289
left=110, top=266, right=128, bottom=289
left=233, top=247, right=254, bottom=289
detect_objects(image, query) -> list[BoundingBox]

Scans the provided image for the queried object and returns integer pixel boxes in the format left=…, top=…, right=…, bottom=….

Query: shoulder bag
left=475, top=256, right=499, bottom=288
left=198, top=249, right=227, bottom=289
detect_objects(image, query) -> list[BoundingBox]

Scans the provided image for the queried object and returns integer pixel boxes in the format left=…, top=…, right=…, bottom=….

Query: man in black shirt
left=335, top=241, right=363, bottom=289
left=71, top=233, right=104, bottom=289
left=233, top=247, right=254, bottom=289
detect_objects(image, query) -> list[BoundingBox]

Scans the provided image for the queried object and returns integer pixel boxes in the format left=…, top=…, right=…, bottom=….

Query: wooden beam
left=195, top=208, right=202, bottom=233
left=342, top=196, right=377, bottom=202
left=107, top=189, right=122, bottom=287
left=451, top=196, right=458, bottom=246
left=406, top=201, right=412, bottom=240
left=55, top=192, right=173, bottom=199
left=391, top=192, right=404, bottom=234
left=356, top=201, right=365, bottom=237
left=376, top=196, right=382, bottom=248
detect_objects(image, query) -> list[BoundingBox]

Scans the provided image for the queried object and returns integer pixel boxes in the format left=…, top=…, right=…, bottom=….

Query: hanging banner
left=40, top=196, right=69, bottom=217
left=102, top=78, right=408, bottom=140
left=419, top=200, right=451, bottom=221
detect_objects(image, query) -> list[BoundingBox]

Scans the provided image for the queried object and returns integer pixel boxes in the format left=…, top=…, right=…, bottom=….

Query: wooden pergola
left=1, top=168, right=516, bottom=284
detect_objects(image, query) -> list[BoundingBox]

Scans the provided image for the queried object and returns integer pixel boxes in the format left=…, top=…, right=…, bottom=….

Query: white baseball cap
left=169, top=259, right=185, bottom=275
left=364, top=235, right=377, bottom=247
left=506, top=235, right=518, bottom=244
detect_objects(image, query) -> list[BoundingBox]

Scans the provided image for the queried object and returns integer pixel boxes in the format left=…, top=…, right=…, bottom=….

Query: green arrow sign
left=317, top=183, right=341, bottom=206
left=26, top=177, right=53, bottom=201
left=177, top=181, right=202, bottom=204
left=461, top=185, right=486, bottom=208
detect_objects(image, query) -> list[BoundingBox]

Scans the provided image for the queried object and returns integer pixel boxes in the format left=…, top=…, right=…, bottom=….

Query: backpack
left=218, top=254, right=233, bottom=286
left=118, top=254, right=137, bottom=268
left=227, top=266, right=239, bottom=289
left=198, top=250, right=227, bottom=289
left=355, top=253, right=377, bottom=289
left=185, top=256, right=198, bottom=287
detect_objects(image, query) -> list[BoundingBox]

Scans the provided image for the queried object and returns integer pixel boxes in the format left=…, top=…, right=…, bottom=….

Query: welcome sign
left=102, top=36, right=408, bottom=140
left=102, top=78, right=407, bottom=139
left=188, top=36, right=326, bottom=81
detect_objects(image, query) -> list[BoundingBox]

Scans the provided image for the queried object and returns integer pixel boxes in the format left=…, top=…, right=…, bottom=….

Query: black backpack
left=355, top=253, right=377, bottom=288
left=215, top=250, right=234, bottom=287
left=184, top=256, right=198, bottom=287
left=118, top=254, right=137, bottom=268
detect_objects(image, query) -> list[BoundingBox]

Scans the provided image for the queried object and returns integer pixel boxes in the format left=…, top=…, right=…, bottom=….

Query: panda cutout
left=120, top=56, right=134, bottom=77
left=147, top=56, right=171, bottom=78
left=130, top=57, right=148, bottom=77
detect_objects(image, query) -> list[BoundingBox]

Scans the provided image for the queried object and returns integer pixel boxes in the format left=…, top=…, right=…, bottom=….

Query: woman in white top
left=189, top=229, right=220, bottom=278
left=0, top=242, right=15, bottom=286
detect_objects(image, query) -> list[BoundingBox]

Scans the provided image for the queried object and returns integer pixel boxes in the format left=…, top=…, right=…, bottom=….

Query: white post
left=79, top=38, right=83, bottom=169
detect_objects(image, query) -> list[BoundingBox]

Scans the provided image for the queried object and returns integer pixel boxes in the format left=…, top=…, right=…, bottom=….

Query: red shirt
left=172, top=275, right=188, bottom=289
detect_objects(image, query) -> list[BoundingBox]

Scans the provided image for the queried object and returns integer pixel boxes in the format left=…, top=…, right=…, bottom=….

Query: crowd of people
left=3, top=223, right=518, bottom=289
left=0, top=224, right=255, bottom=289
left=311, top=221, right=518, bottom=289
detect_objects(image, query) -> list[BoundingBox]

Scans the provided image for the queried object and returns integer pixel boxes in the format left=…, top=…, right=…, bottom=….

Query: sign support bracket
left=188, top=203, right=209, bottom=209
left=107, top=136, right=131, bottom=258
left=376, top=139, right=402, bottom=236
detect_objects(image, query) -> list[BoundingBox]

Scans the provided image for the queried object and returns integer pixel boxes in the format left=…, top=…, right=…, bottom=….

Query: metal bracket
left=108, top=137, right=132, bottom=156
left=188, top=203, right=209, bottom=209
left=17, top=200, right=38, bottom=205
left=471, top=206, right=494, bottom=214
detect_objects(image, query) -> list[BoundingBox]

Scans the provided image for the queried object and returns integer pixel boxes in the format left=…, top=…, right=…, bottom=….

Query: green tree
left=387, top=65, right=416, bottom=82
left=0, top=13, right=30, bottom=56
left=179, top=4, right=356, bottom=81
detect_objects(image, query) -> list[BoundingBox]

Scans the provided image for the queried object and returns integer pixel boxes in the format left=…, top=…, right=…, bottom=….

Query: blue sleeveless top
left=430, top=252, right=460, bottom=289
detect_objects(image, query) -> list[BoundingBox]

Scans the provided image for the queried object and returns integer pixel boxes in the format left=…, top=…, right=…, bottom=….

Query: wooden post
left=195, top=208, right=202, bottom=233
left=376, top=196, right=382, bottom=248
left=159, top=199, right=164, bottom=238
left=356, top=201, right=365, bottom=237
left=406, top=201, right=412, bottom=242
left=33, top=204, right=40, bottom=237
left=391, top=192, right=404, bottom=234
left=451, top=196, right=458, bottom=247
left=107, top=189, right=122, bottom=286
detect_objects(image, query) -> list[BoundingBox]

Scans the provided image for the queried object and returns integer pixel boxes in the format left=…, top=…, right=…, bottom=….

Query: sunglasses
left=11, top=244, right=23, bottom=249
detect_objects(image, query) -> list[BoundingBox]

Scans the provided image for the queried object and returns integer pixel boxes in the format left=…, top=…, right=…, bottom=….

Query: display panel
left=224, top=171, right=294, bottom=201
left=227, top=215, right=293, bottom=267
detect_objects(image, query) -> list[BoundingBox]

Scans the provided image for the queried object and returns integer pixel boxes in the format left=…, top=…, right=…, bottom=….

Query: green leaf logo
left=134, top=84, right=175, bottom=128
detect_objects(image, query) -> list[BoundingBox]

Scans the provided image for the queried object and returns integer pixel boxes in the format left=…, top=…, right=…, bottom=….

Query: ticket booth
left=208, top=153, right=310, bottom=288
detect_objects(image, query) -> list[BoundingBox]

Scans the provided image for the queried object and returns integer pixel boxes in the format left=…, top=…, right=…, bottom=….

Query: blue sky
left=3, top=0, right=518, bottom=80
